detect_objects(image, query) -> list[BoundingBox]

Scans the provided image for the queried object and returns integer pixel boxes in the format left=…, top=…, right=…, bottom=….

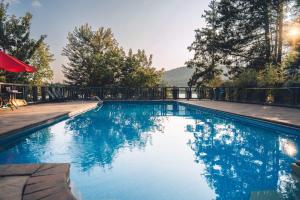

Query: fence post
left=185, top=87, right=192, bottom=100
left=41, top=86, right=46, bottom=101
left=172, top=87, right=178, bottom=100
left=161, top=87, right=166, bottom=100
left=23, top=86, right=29, bottom=101
left=32, top=86, right=38, bottom=102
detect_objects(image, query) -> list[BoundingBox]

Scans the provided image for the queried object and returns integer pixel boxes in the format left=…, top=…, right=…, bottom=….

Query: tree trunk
left=264, top=0, right=272, bottom=66
left=277, top=0, right=284, bottom=64
left=274, top=13, right=279, bottom=64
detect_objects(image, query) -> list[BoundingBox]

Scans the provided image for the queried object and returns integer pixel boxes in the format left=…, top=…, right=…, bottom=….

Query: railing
left=201, top=87, right=300, bottom=108
left=0, top=82, right=299, bottom=108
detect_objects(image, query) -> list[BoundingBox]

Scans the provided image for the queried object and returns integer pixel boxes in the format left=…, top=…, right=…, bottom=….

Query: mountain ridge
left=162, top=66, right=194, bottom=87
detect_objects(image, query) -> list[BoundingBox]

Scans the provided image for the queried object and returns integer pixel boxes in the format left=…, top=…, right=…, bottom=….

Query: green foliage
left=232, top=69, right=259, bottom=88
left=187, top=0, right=223, bottom=87
left=208, top=76, right=223, bottom=87
left=188, top=0, right=299, bottom=88
left=257, top=64, right=285, bottom=87
left=63, top=24, right=163, bottom=87
left=120, top=49, right=163, bottom=87
left=222, top=66, right=285, bottom=88
left=283, top=51, right=300, bottom=86
left=216, top=0, right=289, bottom=75
left=62, top=24, right=123, bottom=86
left=283, top=48, right=300, bottom=80
left=284, top=76, right=300, bottom=86
left=0, top=1, right=46, bottom=83
left=28, top=42, right=54, bottom=86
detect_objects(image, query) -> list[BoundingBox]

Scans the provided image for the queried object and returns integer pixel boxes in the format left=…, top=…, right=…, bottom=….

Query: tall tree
left=216, top=0, right=276, bottom=75
left=63, top=24, right=163, bottom=87
left=275, top=0, right=285, bottom=64
left=62, top=24, right=124, bottom=86
left=188, top=0, right=294, bottom=84
left=187, top=0, right=223, bottom=87
left=0, top=1, right=46, bottom=83
left=28, top=42, right=54, bottom=86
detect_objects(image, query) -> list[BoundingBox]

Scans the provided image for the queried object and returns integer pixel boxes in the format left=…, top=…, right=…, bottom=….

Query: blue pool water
left=0, top=101, right=300, bottom=200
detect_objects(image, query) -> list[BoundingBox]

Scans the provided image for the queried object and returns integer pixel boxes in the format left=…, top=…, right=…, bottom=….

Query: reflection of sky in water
left=0, top=102, right=300, bottom=200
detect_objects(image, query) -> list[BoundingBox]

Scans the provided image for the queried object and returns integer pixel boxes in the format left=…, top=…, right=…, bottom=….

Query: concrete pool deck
left=178, top=100, right=300, bottom=128
left=0, top=101, right=98, bottom=138
left=0, top=163, right=76, bottom=200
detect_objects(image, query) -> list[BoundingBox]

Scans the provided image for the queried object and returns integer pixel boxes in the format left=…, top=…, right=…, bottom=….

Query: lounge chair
left=47, top=89, right=57, bottom=100
left=5, top=87, right=23, bottom=110
left=53, top=88, right=64, bottom=99
left=47, top=88, right=65, bottom=102
left=11, top=99, right=27, bottom=107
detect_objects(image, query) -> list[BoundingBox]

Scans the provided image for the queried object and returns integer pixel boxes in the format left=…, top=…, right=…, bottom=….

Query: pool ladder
left=93, top=96, right=103, bottom=106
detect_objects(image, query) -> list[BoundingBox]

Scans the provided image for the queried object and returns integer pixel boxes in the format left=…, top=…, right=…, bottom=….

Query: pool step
left=93, top=96, right=103, bottom=106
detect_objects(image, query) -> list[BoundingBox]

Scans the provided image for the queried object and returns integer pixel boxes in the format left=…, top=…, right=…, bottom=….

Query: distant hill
left=162, top=67, right=194, bottom=87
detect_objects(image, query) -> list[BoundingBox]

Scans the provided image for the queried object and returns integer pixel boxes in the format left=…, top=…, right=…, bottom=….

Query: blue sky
left=6, top=0, right=210, bottom=82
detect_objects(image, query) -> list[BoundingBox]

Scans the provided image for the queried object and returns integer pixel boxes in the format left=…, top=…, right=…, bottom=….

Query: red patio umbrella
left=0, top=51, right=37, bottom=73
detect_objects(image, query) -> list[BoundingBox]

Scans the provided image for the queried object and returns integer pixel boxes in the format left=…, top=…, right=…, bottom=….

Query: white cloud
left=32, top=0, right=42, bottom=7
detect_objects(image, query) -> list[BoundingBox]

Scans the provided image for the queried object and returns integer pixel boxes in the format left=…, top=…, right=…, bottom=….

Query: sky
left=6, top=0, right=210, bottom=82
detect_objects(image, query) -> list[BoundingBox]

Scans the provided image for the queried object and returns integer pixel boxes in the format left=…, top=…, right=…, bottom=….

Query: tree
left=120, top=49, right=163, bottom=87
left=63, top=24, right=163, bottom=87
left=62, top=24, right=124, bottom=86
left=188, top=0, right=297, bottom=87
left=215, top=0, right=294, bottom=75
left=274, top=0, right=285, bottom=64
left=283, top=47, right=300, bottom=80
left=0, top=1, right=46, bottom=83
left=28, top=42, right=54, bottom=86
left=186, top=0, right=223, bottom=87
left=216, top=0, right=273, bottom=75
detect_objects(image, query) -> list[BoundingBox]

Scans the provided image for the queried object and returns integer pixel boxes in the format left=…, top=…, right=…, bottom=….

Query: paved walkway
left=179, top=100, right=300, bottom=128
left=0, top=101, right=98, bottom=137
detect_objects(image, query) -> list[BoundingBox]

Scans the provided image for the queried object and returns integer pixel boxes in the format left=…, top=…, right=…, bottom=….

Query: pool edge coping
left=177, top=100, right=300, bottom=131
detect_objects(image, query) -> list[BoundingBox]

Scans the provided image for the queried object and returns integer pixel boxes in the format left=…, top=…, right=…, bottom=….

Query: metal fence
left=0, top=82, right=299, bottom=108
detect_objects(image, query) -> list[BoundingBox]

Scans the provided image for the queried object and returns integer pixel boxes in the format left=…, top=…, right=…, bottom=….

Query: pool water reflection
left=0, top=102, right=300, bottom=200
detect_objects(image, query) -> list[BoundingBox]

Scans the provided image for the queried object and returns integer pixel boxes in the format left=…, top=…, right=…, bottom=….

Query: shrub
left=208, top=76, right=223, bottom=87
left=257, top=64, right=284, bottom=87
left=232, top=69, right=258, bottom=88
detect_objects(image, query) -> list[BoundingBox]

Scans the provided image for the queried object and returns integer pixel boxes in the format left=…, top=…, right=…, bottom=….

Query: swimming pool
left=0, top=101, right=300, bottom=199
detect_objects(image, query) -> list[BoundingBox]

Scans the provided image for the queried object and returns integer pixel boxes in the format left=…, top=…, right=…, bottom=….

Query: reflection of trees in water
left=0, top=128, right=53, bottom=163
left=185, top=109, right=300, bottom=200
left=65, top=102, right=166, bottom=171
